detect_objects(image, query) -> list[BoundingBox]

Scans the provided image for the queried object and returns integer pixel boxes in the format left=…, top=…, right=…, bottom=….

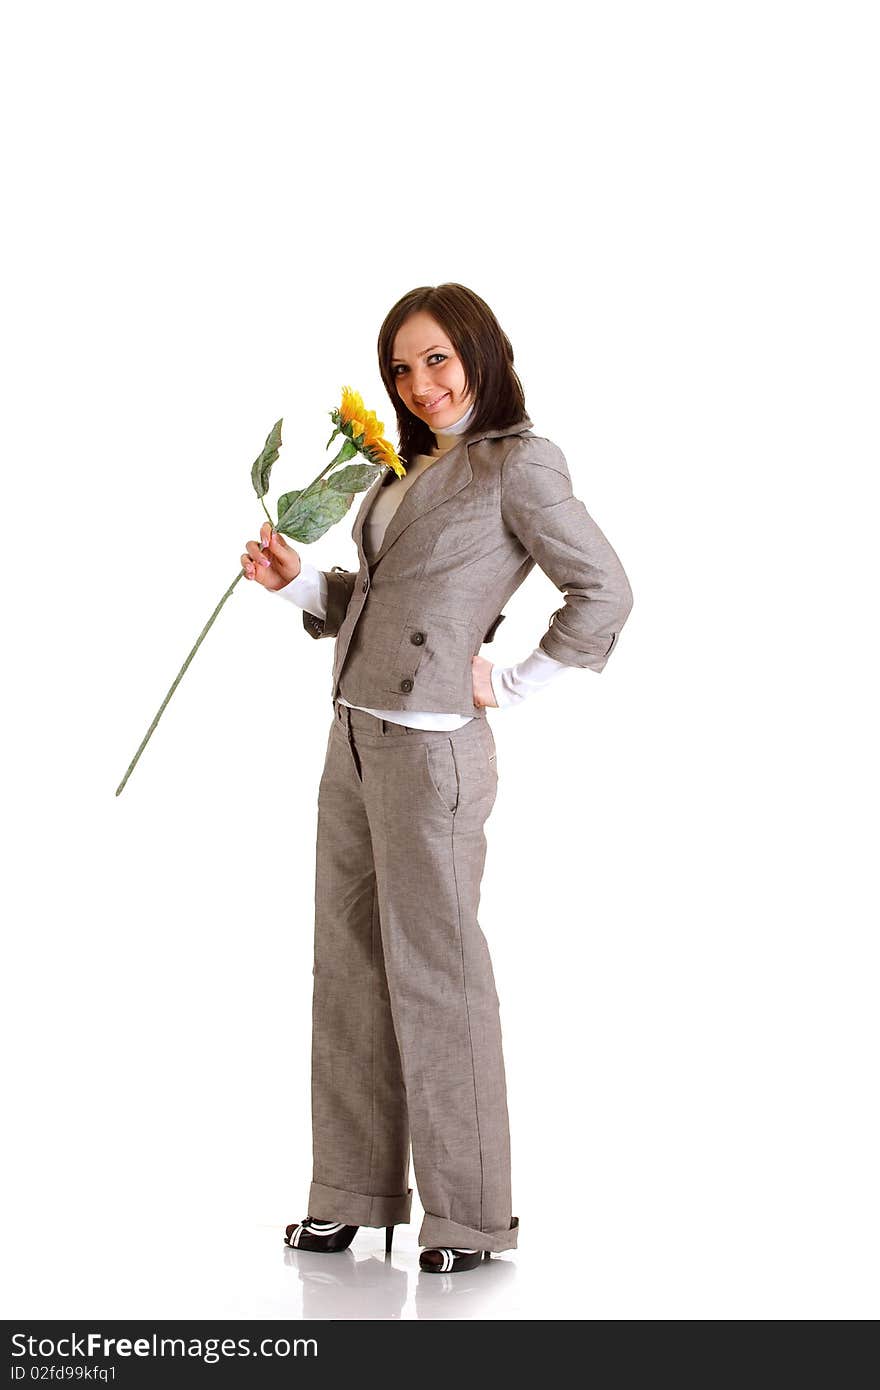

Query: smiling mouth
left=419, top=393, right=450, bottom=411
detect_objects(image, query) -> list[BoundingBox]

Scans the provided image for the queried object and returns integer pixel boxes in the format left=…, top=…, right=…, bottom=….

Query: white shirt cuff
left=489, top=647, right=574, bottom=708
left=275, top=560, right=328, bottom=619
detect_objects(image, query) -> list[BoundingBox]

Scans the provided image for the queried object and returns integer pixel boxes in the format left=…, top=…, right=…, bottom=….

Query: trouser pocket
left=424, top=738, right=460, bottom=816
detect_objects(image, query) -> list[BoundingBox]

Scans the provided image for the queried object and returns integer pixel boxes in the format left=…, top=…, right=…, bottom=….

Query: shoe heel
left=385, top=1224, right=394, bottom=1255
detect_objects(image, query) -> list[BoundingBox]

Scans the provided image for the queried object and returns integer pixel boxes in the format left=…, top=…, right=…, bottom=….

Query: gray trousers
left=306, top=699, right=519, bottom=1253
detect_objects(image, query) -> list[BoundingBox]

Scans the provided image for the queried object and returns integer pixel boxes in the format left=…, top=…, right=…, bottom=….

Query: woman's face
left=391, top=311, right=474, bottom=430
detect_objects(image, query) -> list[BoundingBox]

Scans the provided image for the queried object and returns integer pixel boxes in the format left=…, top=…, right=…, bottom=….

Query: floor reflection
left=414, top=1258, right=516, bottom=1319
left=283, top=1244, right=517, bottom=1320
left=284, top=1247, right=408, bottom=1320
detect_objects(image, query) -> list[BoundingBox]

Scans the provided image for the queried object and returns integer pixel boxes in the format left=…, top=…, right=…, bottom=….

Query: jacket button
left=410, top=631, right=425, bottom=645
left=399, top=678, right=414, bottom=693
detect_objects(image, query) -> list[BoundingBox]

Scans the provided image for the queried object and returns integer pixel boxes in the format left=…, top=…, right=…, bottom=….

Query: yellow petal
left=336, top=385, right=405, bottom=474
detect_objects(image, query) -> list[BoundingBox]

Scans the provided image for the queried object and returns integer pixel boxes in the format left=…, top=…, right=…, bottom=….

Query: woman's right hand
left=241, top=522, right=302, bottom=591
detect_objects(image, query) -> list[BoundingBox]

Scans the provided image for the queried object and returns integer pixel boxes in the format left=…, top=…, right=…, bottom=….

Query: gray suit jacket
left=302, top=414, right=634, bottom=717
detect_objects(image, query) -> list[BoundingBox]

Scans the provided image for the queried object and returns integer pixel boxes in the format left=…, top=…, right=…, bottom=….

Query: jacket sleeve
left=302, top=565, right=358, bottom=641
left=500, top=436, right=634, bottom=672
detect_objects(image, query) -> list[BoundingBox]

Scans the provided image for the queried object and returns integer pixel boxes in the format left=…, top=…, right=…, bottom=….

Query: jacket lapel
left=351, top=415, right=533, bottom=572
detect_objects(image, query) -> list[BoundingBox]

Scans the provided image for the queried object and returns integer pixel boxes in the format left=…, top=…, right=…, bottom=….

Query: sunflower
left=116, top=395, right=407, bottom=797
left=333, top=385, right=407, bottom=478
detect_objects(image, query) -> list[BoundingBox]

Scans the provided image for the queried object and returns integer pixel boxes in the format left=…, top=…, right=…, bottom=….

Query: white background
left=2, top=0, right=877, bottom=1320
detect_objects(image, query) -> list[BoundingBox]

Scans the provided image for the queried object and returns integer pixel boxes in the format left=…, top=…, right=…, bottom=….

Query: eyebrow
left=391, top=344, right=450, bottom=363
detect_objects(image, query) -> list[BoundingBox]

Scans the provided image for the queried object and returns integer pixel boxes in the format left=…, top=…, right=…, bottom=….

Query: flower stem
left=115, top=568, right=246, bottom=797
left=116, top=441, right=365, bottom=798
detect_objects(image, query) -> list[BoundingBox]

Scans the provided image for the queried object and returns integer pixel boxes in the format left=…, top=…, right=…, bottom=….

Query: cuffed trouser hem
left=418, top=1214, right=519, bottom=1253
left=308, top=1182, right=413, bottom=1228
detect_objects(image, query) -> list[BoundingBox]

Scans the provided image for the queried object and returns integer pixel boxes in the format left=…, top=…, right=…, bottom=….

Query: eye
left=392, top=353, right=448, bottom=377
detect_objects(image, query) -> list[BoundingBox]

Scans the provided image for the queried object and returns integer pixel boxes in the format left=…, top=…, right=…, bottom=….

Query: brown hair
left=377, top=283, right=528, bottom=465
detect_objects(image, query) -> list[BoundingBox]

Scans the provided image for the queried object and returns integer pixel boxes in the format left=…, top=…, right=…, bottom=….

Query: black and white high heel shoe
left=419, top=1247, right=491, bottom=1273
left=284, top=1217, right=395, bottom=1254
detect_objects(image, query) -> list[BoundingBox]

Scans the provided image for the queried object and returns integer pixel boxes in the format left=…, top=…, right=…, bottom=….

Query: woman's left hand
left=472, top=655, right=498, bottom=708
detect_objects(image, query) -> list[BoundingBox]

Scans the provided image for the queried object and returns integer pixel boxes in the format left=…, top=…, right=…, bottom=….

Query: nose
left=414, top=381, right=440, bottom=403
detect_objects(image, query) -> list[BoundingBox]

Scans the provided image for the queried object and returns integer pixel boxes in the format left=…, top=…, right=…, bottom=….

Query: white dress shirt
left=274, top=399, right=573, bottom=728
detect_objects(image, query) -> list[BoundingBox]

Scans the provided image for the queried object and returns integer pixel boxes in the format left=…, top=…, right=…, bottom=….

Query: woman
left=241, top=283, right=634, bottom=1274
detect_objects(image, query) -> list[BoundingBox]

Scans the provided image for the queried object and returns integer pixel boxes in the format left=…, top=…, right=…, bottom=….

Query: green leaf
left=327, top=438, right=359, bottom=469
left=277, top=478, right=355, bottom=544
left=276, top=487, right=310, bottom=534
left=276, top=479, right=326, bottom=534
left=251, top=419, right=283, bottom=499
left=276, top=489, right=302, bottom=524
left=327, top=462, right=381, bottom=493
